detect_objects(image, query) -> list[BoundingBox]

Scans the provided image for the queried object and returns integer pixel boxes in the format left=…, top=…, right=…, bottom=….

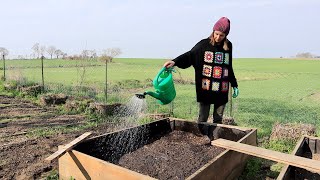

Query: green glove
left=232, top=87, right=239, bottom=98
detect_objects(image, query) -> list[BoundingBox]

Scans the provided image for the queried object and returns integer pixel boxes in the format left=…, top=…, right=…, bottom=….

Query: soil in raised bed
left=117, top=130, right=225, bottom=180
left=291, top=152, right=320, bottom=180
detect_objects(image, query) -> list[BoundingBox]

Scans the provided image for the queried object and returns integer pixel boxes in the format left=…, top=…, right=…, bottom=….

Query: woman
left=163, top=17, right=239, bottom=123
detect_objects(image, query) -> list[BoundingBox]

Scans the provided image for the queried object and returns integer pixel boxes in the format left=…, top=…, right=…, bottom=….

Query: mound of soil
left=118, top=130, right=225, bottom=180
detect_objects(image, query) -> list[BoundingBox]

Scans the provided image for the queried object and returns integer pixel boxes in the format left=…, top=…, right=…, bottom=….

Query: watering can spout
left=135, top=92, right=147, bottom=99
left=135, top=91, right=161, bottom=100
left=144, top=91, right=161, bottom=100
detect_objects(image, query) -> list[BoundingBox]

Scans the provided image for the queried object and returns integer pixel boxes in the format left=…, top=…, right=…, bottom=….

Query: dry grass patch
left=270, top=122, right=316, bottom=141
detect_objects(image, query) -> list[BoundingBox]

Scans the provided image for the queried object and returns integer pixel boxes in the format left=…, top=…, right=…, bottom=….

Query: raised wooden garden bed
left=58, top=118, right=257, bottom=180
left=278, top=136, right=320, bottom=180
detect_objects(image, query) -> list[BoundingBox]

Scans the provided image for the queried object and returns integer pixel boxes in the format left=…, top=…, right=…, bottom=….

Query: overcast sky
left=1, top=0, right=319, bottom=59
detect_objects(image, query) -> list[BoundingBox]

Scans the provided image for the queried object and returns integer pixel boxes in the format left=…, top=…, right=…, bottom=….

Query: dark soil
left=0, top=95, right=112, bottom=179
left=118, top=130, right=225, bottom=180
left=292, top=167, right=320, bottom=180
left=293, top=152, right=320, bottom=180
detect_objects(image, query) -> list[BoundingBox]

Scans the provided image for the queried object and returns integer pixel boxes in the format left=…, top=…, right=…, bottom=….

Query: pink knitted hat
left=213, top=17, right=230, bottom=35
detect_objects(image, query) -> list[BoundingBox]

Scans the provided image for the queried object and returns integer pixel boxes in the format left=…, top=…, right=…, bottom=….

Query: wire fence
left=0, top=56, right=107, bottom=102
left=1, top=57, right=319, bottom=135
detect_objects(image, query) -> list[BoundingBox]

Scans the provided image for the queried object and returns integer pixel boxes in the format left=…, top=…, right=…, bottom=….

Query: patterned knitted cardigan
left=173, top=38, right=238, bottom=105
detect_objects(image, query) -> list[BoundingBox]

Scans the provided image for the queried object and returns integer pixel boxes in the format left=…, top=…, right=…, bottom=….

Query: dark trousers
left=198, top=102, right=226, bottom=123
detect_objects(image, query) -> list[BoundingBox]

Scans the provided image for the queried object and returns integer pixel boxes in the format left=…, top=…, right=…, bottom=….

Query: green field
left=1, top=58, right=320, bottom=138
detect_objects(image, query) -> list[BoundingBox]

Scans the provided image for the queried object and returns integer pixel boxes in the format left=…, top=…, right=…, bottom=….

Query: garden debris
left=89, top=102, right=123, bottom=116
left=207, top=116, right=237, bottom=125
left=222, top=117, right=236, bottom=125
left=19, top=85, right=43, bottom=96
left=146, top=113, right=170, bottom=120
left=270, top=122, right=316, bottom=141
left=40, top=94, right=68, bottom=106
left=64, top=98, right=93, bottom=112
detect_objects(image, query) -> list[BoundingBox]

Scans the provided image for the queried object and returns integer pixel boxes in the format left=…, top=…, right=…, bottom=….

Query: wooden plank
left=169, top=117, right=253, bottom=131
left=212, top=138, right=320, bottom=173
left=45, top=132, right=91, bottom=162
left=59, top=150, right=156, bottom=180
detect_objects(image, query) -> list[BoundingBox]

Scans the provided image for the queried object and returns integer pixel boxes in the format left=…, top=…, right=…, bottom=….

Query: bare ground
left=0, top=95, right=111, bottom=180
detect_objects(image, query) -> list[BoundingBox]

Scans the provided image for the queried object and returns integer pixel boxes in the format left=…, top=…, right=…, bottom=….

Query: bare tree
left=101, top=48, right=122, bottom=63
left=40, top=45, right=46, bottom=57
left=296, top=52, right=314, bottom=58
left=17, top=55, right=25, bottom=60
left=47, top=46, right=56, bottom=59
left=62, top=53, right=68, bottom=59
left=88, top=50, right=97, bottom=59
left=92, top=50, right=97, bottom=59
left=54, top=49, right=63, bottom=59
left=32, top=43, right=40, bottom=59
left=81, top=50, right=90, bottom=59
left=77, top=50, right=90, bottom=88
left=0, top=47, right=9, bottom=59
left=81, top=49, right=97, bottom=59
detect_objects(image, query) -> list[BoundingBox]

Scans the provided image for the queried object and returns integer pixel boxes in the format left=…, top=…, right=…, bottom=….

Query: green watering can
left=136, top=67, right=176, bottom=105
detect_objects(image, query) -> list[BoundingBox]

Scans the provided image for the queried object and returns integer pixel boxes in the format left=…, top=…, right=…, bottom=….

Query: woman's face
left=213, top=31, right=226, bottom=43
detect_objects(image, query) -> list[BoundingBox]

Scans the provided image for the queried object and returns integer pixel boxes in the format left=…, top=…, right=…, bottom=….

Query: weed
left=239, top=158, right=262, bottom=179
left=262, top=139, right=296, bottom=153
left=45, top=170, right=59, bottom=180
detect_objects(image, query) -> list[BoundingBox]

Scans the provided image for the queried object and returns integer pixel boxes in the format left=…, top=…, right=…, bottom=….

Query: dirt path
left=0, top=95, right=111, bottom=179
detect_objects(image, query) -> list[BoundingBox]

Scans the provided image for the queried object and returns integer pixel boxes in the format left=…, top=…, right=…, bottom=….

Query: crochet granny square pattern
left=202, top=78, right=210, bottom=90
left=204, top=51, right=213, bottom=63
left=223, top=68, right=228, bottom=78
left=221, top=81, right=229, bottom=92
left=214, top=52, right=223, bottom=64
left=213, top=66, right=222, bottom=79
left=212, top=81, right=220, bottom=91
left=202, top=65, right=212, bottom=77
left=224, top=53, right=229, bottom=65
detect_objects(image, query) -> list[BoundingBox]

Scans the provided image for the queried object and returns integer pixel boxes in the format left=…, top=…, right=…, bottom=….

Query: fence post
left=2, top=55, right=5, bottom=81
left=41, top=56, right=45, bottom=92
left=229, top=83, right=233, bottom=117
left=170, top=101, right=174, bottom=116
left=105, top=60, right=108, bottom=104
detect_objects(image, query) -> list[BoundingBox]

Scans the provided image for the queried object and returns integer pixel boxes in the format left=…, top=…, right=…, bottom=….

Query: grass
left=262, top=139, right=296, bottom=153
left=1, top=58, right=320, bottom=139
left=239, top=158, right=283, bottom=179
left=26, top=119, right=99, bottom=138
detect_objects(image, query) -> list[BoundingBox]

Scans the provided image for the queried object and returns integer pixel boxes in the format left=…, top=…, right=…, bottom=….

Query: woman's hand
left=232, top=87, right=239, bottom=98
left=163, top=60, right=175, bottom=68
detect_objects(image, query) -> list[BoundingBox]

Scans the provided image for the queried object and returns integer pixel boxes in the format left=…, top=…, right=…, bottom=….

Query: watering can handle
left=156, top=67, right=174, bottom=84
left=156, top=67, right=166, bottom=84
